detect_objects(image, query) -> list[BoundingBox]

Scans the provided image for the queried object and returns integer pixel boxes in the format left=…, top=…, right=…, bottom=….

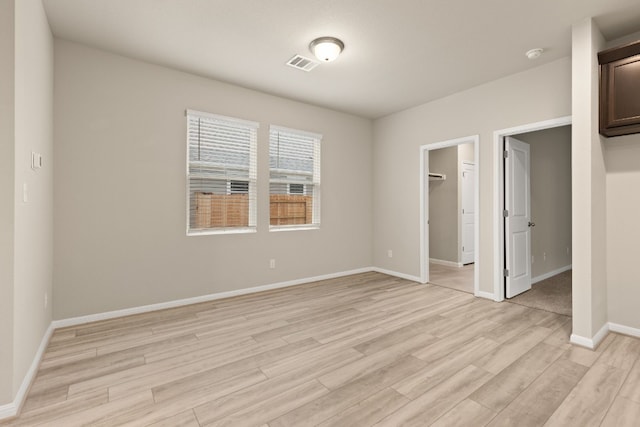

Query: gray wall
left=516, top=126, right=572, bottom=280
left=604, top=31, right=640, bottom=332
left=458, top=143, right=475, bottom=164
left=373, top=57, right=572, bottom=291
left=606, top=133, right=640, bottom=330
left=429, top=146, right=458, bottom=263
left=53, top=40, right=373, bottom=319
left=0, top=0, right=15, bottom=405
left=13, top=0, right=54, bottom=394
left=0, top=0, right=54, bottom=406
left=571, top=18, right=607, bottom=340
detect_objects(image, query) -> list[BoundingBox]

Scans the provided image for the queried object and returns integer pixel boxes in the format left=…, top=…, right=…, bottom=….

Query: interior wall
left=604, top=32, right=640, bottom=331
left=373, top=57, right=571, bottom=292
left=428, top=146, right=458, bottom=264
left=53, top=40, right=373, bottom=319
left=0, top=0, right=15, bottom=406
left=12, top=0, right=54, bottom=396
left=571, top=18, right=607, bottom=341
left=458, top=143, right=475, bottom=163
left=515, top=126, right=572, bottom=280
left=606, top=134, right=640, bottom=330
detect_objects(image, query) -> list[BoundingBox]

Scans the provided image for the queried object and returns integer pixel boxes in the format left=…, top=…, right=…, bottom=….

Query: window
left=269, top=126, right=321, bottom=229
left=187, top=110, right=258, bottom=234
left=288, top=183, right=305, bottom=195
left=229, top=180, right=249, bottom=194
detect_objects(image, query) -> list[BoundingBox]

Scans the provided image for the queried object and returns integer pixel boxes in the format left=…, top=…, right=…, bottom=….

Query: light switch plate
left=31, top=152, right=42, bottom=170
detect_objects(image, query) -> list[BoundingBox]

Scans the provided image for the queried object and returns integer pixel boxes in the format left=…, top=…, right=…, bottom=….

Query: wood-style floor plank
left=485, top=357, right=587, bottom=426
left=317, top=387, right=410, bottom=427
left=430, top=398, right=496, bottom=427
left=600, top=396, right=640, bottom=427
left=146, top=410, right=200, bottom=427
left=374, top=364, right=492, bottom=426
left=269, top=355, right=427, bottom=427
left=544, top=362, right=629, bottom=426
left=469, top=342, right=566, bottom=412
left=1, top=272, right=639, bottom=426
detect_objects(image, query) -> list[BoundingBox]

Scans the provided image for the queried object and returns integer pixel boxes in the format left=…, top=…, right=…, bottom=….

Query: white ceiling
left=42, top=0, right=640, bottom=119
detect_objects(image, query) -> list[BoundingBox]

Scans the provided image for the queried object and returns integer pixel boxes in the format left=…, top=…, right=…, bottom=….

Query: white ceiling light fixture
left=309, top=37, right=344, bottom=62
left=525, top=48, right=544, bottom=60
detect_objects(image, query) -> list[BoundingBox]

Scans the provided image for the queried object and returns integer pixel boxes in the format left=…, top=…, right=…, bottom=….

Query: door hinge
left=503, top=150, right=509, bottom=158
left=503, top=268, right=509, bottom=277
left=503, top=209, right=509, bottom=217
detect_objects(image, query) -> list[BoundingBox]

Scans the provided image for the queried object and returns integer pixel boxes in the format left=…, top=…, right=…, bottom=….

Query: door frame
left=420, top=135, right=480, bottom=296
left=493, top=116, right=572, bottom=301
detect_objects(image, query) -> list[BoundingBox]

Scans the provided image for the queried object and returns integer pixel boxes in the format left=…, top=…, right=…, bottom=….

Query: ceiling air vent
left=286, top=54, right=319, bottom=72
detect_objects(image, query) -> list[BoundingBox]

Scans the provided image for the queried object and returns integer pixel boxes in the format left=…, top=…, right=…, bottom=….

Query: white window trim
left=188, top=227, right=257, bottom=237
left=186, top=109, right=259, bottom=128
left=270, top=224, right=320, bottom=232
left=270, top=125, right=322, bottom=141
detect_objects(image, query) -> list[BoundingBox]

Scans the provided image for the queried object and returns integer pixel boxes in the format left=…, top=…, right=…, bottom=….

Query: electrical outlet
left=44, top=292, right=48, bottom=309
left=543, top=252, right=546, bottom=261
left=387, top=250, right=393, bottom=258
left=269, top=259, right=276, bottom=269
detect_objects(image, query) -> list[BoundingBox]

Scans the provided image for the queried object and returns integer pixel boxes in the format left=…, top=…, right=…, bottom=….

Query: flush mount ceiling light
left=309, top=37, right=344, bottom=62
left=525, top=48, right=544, bottom=60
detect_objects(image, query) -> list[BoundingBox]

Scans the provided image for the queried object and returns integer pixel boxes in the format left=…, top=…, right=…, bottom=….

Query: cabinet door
left=600, top=54, right=640, bottom=136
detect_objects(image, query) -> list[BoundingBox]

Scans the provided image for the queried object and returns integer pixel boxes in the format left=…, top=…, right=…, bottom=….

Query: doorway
left=420, top=135, right=479, bottom=296
left=493, top=117, right=572, bottom=307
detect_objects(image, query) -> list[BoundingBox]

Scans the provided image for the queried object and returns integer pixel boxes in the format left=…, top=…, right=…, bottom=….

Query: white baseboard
left=0, top=403, right=16, bottom=420
left=0, top=323, right=54, bottom=420
left=570, top=322, right=610, bottom=350
left=53, top=267, right=374, bottom=329
left=608, top=322, right=640, bottom=339
left=371, top=267, right=421, bottom=283
left=429, top=258, right=463, bottom=268
left=475, top=290, right=498, bottom=301
left=532, top=264, right=572, bottom=285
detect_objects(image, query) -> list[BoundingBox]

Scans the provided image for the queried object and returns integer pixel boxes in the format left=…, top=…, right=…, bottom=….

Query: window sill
left=187, top=227, right=257, bottom=236
left=269, top=225, right=320, bottom=233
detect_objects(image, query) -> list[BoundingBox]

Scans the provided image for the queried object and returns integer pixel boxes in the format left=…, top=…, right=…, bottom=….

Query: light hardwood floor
left=2, top=272, right=640, bottom=426
left=428, top=262, right=474, bottom=294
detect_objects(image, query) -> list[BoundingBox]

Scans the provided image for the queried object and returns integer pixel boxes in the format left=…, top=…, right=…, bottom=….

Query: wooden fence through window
left=195, top=193, right=249, bottom=228
left=270, top=194, right=312, bottom=226
left=194, top=193, right=312, bottom=228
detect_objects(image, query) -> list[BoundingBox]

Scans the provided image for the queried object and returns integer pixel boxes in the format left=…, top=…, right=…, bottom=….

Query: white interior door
left=505, top=136, right=532, bottom=298
left=461, top=162, right=475, bottom=265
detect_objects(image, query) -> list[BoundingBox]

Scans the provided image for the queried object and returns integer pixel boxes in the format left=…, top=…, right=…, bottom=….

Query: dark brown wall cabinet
left=599, top=40, right=640, bottom=137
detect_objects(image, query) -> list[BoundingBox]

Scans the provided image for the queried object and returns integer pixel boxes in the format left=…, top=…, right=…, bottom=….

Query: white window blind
left=187, top=110, right=258, bottom=234
left=269, top=126, right=321, bottom=229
